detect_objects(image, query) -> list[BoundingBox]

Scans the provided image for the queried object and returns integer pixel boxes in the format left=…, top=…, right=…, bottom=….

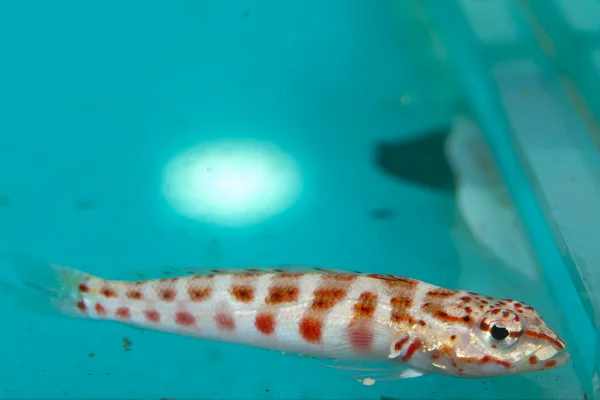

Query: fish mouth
left=523, top=345, right=570, bottom=371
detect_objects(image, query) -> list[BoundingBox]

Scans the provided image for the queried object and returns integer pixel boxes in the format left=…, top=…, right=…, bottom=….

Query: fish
left=3, top=254, right=568, bottom=383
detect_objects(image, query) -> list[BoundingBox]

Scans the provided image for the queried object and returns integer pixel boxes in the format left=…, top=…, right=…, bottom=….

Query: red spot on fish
left=215, top=313, right=235, bottom=331
left=159, top=288, right=176, bottom=302
left=543, top=360, right=556, bottom=368
left=418, top=320, right=427, bottom=326
left=422, top=303, right=473, bottom=325
left=352, top=292, right=378, bottom=320
left=255, top=313, right=275, bottom=335
left=394, top=336, right=409, bottom=352
left=450, top=335, right=457, bottom=341
left=94, top=303, right=106, bottom=316
left=391, top=296, right=412, bottom=308
left=116, top=307, right=131, bottom=319
left=101, top=287, right=117, bottom=298
left=279, top=273, right=305, bottom=279
left=465, top=307, right=473, bottom=314
left=299, top=317, right=322, bottom=344
left=529, top=356, right=538, bottom=365
left=460, top=296, right=471, bottom=302
left=327, top=274, right=356, bottom=282
left=77, top=300, right=87, bottom=312
left=144, top=310, right=160, bottom=322
left=502, top=311, right=510, bottom=318
left=480, top=320, right=491, bottom=331
left=524, top=306, right=534, bottom=311
left=514, top=315, right=520, bottom=322
left=523, top=330, right=565, bottom=350
left=311, top=288, right=347, bottom=311
left=401, top=339, right=422, bottom=362
left=481, top=300, right=489, bottom=305
left=491, top=344, right=497, bottom=349
left=462, top=355, right=512, bottom=368
left=188, top=287, right=211, bottom=302
left=231, top=285, right=254, bottom=303
left=514, top=303, right=522, bottom=308
left=391, top=311, right=415, bottom=325
left=266, top=285, right=299, bottom=305
left=78, top=283, right=89, bottom=293
left=426, top=289, right=455, bottom=298
left=126, top=290, right=142, bottom=300
left=491, top=309, right=500, bottom=315
left=175, top=311, right=196, bottom=326
left=431, top=353, right=440, bottom=360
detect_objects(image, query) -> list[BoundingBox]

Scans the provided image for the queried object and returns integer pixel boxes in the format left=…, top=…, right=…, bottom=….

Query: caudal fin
left=0, top=253, right=95, bottom=318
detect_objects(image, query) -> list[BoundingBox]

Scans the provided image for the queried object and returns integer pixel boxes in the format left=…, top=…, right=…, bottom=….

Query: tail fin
left=0, top=253, right=94, bottom=318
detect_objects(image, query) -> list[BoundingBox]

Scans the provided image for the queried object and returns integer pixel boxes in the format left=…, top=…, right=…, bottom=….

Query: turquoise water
left=0, top=1, right=595, bottom=399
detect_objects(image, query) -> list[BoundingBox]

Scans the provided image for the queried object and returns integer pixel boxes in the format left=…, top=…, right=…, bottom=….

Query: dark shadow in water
left=369, top=208, right=395, bottom=220
left=373, top=126, right=455, bottom=193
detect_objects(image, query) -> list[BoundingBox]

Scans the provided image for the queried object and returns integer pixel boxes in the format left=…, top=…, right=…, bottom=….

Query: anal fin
left=325, top=359, right=426, bottom=385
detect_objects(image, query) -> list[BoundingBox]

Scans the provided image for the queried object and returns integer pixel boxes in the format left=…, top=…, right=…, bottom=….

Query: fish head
left=424, top=295, right=569, bottom=377
left=448, top=298, right=568, bottom=377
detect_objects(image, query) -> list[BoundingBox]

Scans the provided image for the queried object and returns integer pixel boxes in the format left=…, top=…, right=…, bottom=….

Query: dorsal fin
left=110, top=264, right=358, bottom=281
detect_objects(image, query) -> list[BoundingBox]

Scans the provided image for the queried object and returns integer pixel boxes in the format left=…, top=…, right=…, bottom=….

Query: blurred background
left=0, top=0, right=598, bottom=399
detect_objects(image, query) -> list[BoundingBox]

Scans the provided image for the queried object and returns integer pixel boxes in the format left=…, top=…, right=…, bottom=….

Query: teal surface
left=0, top=1, right=591, bottom=399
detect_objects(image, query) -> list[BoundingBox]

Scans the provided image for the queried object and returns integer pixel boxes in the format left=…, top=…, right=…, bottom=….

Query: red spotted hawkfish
left=4, top=254, right=568, bottom=385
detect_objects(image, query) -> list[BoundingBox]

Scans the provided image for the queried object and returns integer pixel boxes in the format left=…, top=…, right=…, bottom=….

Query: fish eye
left=478, top=309, right=523, bottom=348
left=490, top=325, right=509, bottom=341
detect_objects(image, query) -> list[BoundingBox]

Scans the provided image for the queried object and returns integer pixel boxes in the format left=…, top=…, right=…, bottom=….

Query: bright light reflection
left=162, top=139, right=302, bottom=226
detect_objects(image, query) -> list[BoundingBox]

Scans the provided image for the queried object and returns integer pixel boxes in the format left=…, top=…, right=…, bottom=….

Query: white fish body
left=4, top=255, right=568, bottom=383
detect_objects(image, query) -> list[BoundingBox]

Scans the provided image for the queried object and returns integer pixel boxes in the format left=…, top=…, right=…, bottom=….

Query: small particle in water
left=370, top=208, right=394, bottom=220
left=123, top=337, right=132, bottom=351
left=360, top=377, right=376, bottom=386
left=89, top=352, right=95, bottom=357
left=243, top=9, right=251, bottom=17
left=265, top=389, right=269, bottom=392
left=88, top=373, right=92, bottom=376
left=0, top=195, right=12, bottom=208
